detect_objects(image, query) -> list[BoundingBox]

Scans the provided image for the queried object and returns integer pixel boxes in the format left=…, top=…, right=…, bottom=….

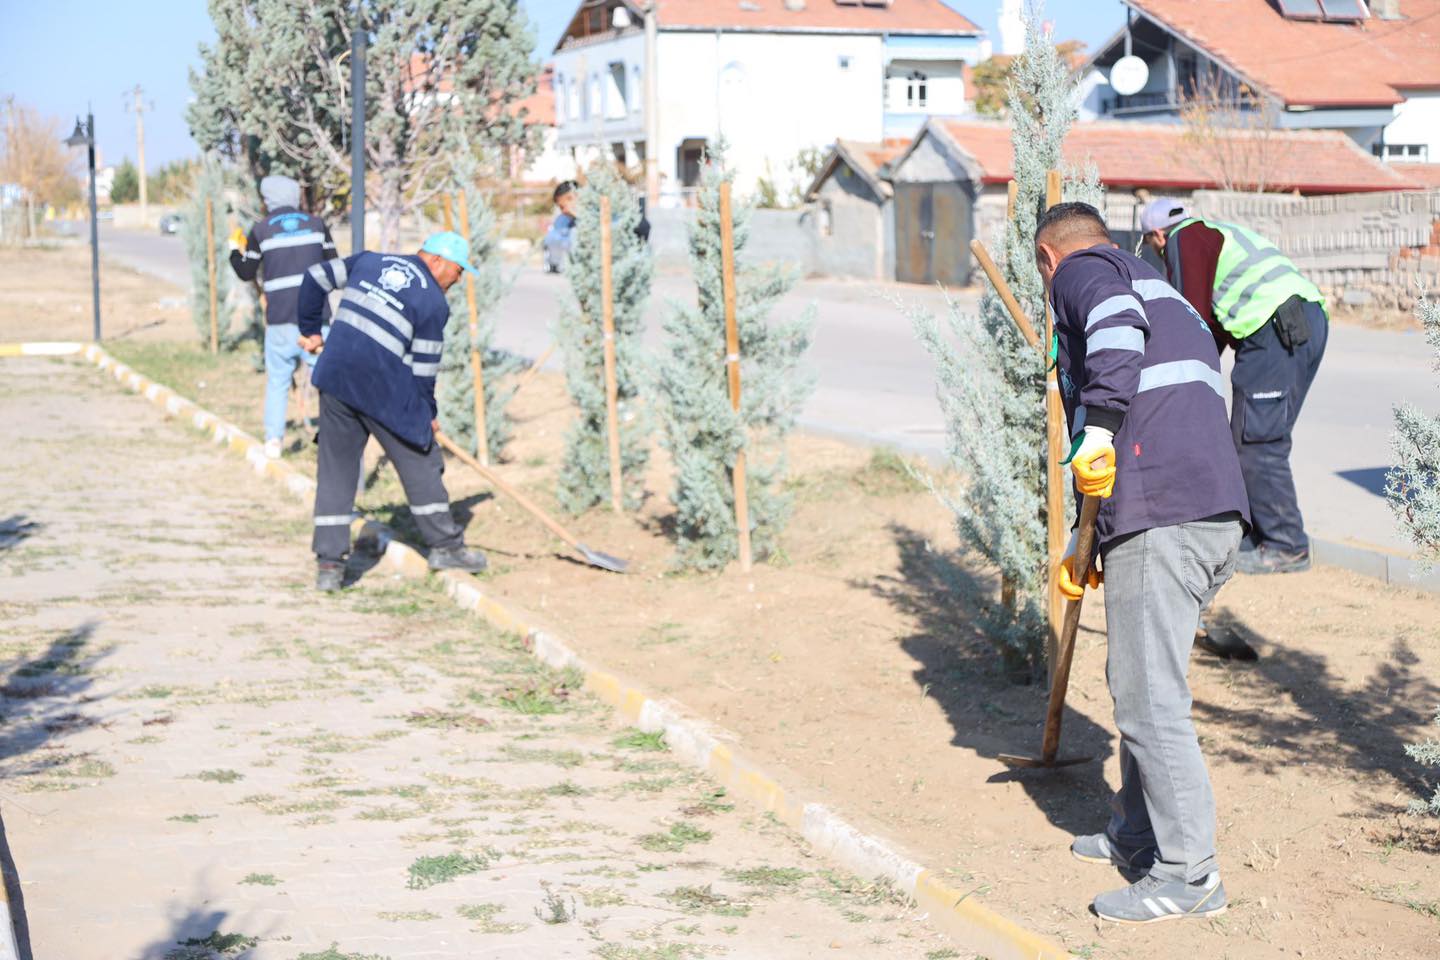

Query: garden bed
left=8, top=243, right=1440, bottom=959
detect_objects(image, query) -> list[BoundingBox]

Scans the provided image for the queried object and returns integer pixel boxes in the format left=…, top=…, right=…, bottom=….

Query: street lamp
left=64, top=112, right=101, bottom=342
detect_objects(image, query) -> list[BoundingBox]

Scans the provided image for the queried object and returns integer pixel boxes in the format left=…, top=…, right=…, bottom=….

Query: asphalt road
left=98, top=226, right=1432, bottom=554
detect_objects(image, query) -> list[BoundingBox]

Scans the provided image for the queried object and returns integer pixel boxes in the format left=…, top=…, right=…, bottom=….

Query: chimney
left=1372, top=0, right=1402, bottom=18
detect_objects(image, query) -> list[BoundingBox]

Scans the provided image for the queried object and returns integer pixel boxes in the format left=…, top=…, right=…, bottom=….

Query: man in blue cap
left=297, top=231, right=489, bottom=591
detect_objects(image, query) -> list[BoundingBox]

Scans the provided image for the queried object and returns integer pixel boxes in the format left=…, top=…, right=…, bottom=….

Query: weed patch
left=163, top=930, right=259, bottom=960
left=403, top=708, right=489, bottom=732
left=534, top=885, right=577, bottom=924
left=456, top=901, right=527, bottom=934
left=664, top=884, right=751, bottom=917
left=613, top=729, right=667, bottom=752
left=727, top=865, right=806, bottom=887
left=190, top=769, right=244, bottom=784
left=239, top=872, right=280, bottom=886
left=406, top=850, right=495, bottom=889
left=638, top=822, right=712, bottom=853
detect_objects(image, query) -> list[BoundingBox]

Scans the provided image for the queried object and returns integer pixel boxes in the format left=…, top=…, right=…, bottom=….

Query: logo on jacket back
left=378, top=263, right=414, bottom=294
left=279, top=214, right=303, bottom=233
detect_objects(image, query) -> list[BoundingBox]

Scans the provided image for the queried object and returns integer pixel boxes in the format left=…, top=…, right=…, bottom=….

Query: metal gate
left=894, top=182, right=973, bottom=286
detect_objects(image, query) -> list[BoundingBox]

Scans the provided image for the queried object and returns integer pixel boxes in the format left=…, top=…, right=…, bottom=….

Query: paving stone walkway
left=0, top=356, right=964, bottom=960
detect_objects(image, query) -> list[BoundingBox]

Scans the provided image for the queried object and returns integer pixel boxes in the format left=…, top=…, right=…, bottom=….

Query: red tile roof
left=806, top=137, right=911, bottom=200
left=515, top=65, right=557, bottom=126
left=1125, top=0, right=1440, bottom=107
left=1391, top=162, right=1440, bottom=188
left=931, top=120, right=1422, bottom=194
left=654, top=0, right=980, bottom=34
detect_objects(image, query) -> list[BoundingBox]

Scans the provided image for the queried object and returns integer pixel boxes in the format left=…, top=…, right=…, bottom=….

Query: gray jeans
left=1100, top=513, right=1242, bottom=882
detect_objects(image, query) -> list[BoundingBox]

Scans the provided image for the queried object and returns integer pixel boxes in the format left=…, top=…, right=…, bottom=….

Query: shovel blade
left=996, top=753, right=1093, bottom=770
left=577, top=543, right=629, bottom=574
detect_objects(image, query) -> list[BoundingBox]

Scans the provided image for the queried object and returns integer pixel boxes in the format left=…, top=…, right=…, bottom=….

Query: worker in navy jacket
left=227, top=174, right=336, bottom=459
left=1036, top=202, right=1249, bottom=925
left=297, top=231, right=489, bottom=592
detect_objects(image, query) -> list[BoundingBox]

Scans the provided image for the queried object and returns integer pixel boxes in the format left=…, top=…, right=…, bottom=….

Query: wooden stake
left=970, top=240, right=1040, bottom=350
left=441, top=193, right=454, bottom=231
left=205, top=197, right=218, bottom=354
left=457, top=190, right=489, bottom=465
left=599, top=196, right=624, bottom=513
left=1044, top=169, right=1065, bottom=684
left=719, top=182, right=752, bottom=572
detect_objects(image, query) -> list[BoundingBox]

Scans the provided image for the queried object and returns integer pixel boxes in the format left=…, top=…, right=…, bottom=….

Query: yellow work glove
left=228, top=227, right=247, bottom=252
left=1057, top=530, right=1103, bottom=601
left=1070, top=425, right=1116, bottom=499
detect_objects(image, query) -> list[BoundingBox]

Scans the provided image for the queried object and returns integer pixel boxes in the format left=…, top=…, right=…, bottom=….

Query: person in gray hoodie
left=228, top=175, right=336, bottom=459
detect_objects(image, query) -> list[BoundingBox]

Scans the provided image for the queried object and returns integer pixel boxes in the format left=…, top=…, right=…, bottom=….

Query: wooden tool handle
left=969, top=239, right=1041, bottom=352
left=1040, top=493, right=1100, bottom=763
left=435, top=430, right=582, bottom=552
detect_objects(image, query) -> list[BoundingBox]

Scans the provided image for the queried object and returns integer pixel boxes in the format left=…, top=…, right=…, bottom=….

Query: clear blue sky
left=0, top=0, right=1125, bottom=172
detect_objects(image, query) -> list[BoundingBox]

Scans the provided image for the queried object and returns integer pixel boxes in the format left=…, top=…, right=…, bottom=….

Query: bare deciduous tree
left=1177, top=68, right=1284, bottom=194
left=1, top=98, right=82, bottom=240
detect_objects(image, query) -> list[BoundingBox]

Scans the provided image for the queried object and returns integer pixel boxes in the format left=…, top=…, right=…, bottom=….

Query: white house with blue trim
left=549, top=0, right=987, bottom=204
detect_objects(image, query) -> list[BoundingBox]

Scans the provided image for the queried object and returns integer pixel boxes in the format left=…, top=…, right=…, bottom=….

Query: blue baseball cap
left=420, top=231, right=478, bottom=275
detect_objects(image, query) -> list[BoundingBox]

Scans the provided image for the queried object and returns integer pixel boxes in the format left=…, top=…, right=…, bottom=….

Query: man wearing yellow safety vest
left=1141, top=199, right=1328, bottom=576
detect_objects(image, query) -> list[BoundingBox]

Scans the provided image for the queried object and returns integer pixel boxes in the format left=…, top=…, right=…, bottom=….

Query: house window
left=838, top=55, right=851, bottom=70
left=606, top=62, right=628, bottom=119
left=906, top=70, right=928, bottom=109
left=554, top=73, right=565, bottom=123
left=632, top=65, right=643, bottom=114
left=819, top=200, right=833, bottom=237
left=1374, top=142, right=1429, bottom=162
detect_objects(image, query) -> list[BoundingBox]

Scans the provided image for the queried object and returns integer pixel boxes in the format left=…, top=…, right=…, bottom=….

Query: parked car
left=159, top=213, right=184, bottom=235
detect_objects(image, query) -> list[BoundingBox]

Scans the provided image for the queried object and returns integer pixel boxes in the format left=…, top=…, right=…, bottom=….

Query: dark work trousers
left=312, top=392, right=464, bottom=563
left=1229, top=300, right=1328, bottom=554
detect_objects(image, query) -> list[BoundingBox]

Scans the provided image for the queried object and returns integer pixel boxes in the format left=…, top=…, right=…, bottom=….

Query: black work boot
left=428, top=545, right=488, bottom=574
left=1194, top=618, right=1258, bottom=661
left=1236, top=545, right=1311, bottom=575
left=316, top=560, right=345, bottom=592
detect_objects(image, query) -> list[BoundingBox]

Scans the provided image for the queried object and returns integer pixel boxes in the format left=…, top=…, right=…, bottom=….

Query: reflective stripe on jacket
left=298, top=252, right=448, bottom=449
left=1171, top=217, right=1325, bottom=340
left=1051, top=245, right=1250, bottom=544
left=229, top=206, right=336, bottom=326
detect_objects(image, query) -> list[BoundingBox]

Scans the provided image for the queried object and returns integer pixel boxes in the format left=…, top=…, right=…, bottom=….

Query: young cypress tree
left=181, top=157, right=258, bottom=350
left=658, top=151, right=815, bottom=570
left=436, top=170, right=521, bottom=459
left=1387, top=295, right=1440, bottom=571
left=909, top=8, right=1086, bottom=674
left=1407, top=706, right=1440, bottom=817
left=555, top=162, right=653, bottom=512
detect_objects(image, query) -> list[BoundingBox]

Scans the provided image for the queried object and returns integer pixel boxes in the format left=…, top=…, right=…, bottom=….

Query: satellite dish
left=1110, top=55, right=1149, bottom=97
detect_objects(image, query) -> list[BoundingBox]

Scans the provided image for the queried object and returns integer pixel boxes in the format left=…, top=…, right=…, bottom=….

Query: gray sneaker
left=1093, top=872, right=1227, bottom=925
left=1070, top=833, right=1156, bottom=873
left=316, top=561, right=345, bottom=592
left=428, top=545, right=489, bottom=574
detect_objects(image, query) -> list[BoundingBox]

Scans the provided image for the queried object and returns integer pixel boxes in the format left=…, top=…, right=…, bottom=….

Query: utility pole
left=125, top=84, right=150, bottom=222
left=350, top=3, right=367, bottom=253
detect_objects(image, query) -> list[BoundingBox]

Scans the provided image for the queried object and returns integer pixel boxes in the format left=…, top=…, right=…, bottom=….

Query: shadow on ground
left=1193, top=609, right=1440, bottom=807
left=866, top=525, right=1115, bottom=836
left=0, top=621, right=110, bottom=777
left=0, top=515, right=41, bottom=555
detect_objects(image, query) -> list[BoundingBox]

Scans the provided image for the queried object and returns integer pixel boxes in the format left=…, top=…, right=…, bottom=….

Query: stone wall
left=1183, top=189, right=1440, bottom=313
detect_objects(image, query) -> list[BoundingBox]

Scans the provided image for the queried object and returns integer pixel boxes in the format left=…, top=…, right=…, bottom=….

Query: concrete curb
left=33, top=341, right=1071, bottom=959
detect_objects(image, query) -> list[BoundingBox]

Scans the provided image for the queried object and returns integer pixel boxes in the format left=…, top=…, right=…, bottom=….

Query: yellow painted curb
left=62, top=342, right=1076, bottom=960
